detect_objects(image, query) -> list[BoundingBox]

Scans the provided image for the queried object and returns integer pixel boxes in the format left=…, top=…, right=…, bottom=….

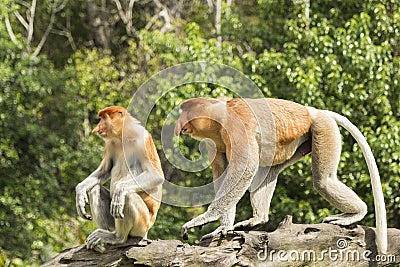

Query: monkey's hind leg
left=88, top=185, right=115, bottom=230
left=311, top=112, right=367, bottom=226
left=86, top=193, right=150, bottom=253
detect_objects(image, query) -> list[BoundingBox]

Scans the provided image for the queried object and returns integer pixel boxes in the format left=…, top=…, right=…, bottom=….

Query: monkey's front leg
left=182, top=209, right=221, bottom=240
left=76, top=166, right=110, bottom=220
left=182, top=171, right=254, bottom=240
left=110, top=180, right=130, bottom=219
left=110, top=192, right=126, bottom=219
left=76, top=177, right=100, bottom=220
left=200, top=150, right=236, bottom=240
left=182, top=141, right=259, bottom=240
left=200, top=206, right=236, bottom=241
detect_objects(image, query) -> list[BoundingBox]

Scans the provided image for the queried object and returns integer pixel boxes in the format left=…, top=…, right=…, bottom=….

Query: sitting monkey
left=76, top=106, right=164, bottom=252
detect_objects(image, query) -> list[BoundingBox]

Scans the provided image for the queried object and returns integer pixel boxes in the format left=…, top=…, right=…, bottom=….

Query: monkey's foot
left=233, top=217, right=267, bottom=230
left=87, top=230, right=106, bottom=253
left=323, top=213, right=365, bottom=226
left=93, top=243, right=106, bottom=253
left=86, top=229, right=124, bottom=253
left=200, top=226, right=233, bottom=241
left=86, top=238, right=106, bottom=253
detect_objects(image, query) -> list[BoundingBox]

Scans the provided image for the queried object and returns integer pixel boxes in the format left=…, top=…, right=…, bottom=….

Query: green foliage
left=0, top=0, right=398, bottom=265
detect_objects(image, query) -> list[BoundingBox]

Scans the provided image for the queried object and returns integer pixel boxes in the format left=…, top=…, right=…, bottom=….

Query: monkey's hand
left=181, top=210, right=221, bottom=240
left=201, top=225, right=233, bottom=241
left=110, top=184, right=126, bottom=219
left=181, top=219, right=201, bottom=240
left=75, top=185, right=92, bottom=220
left=181, top=224, right=189, bottom=240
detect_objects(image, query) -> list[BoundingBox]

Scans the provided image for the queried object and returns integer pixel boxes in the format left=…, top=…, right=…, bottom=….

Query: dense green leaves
left=0, top=0, right=399, bottom=265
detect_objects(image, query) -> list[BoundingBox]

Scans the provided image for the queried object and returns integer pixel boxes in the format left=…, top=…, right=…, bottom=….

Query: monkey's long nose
left=174, top=122, right=182, bottom=136
left=92, top=126, right=100, bottom=133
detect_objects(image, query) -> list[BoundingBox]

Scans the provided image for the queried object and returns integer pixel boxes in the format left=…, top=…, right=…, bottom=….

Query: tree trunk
left=42, top=216, right=400, bottom=266
left=86, top=1, right=113, bottom=49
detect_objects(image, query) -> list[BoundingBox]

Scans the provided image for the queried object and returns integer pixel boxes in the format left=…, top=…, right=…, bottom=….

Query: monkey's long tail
left=322, top=110, right=387, bottom=254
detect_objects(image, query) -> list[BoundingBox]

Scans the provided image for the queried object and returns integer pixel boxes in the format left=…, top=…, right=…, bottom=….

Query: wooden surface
left=42, top=216, right=400, bottom=267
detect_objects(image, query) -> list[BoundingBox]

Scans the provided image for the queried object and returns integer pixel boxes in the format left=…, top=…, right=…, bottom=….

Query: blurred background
left=0, top=0, right=399, bottom=265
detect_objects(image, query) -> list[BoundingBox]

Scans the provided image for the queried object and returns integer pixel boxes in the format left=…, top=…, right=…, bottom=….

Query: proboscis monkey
left=174, top=97, right=387, bottom=254
left=76, top=106, right=164, bottom=253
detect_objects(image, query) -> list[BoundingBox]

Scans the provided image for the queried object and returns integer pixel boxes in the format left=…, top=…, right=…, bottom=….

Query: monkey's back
left=227, top=98, right=312, bottom=165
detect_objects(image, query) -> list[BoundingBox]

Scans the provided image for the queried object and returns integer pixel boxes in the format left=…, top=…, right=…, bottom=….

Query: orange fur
left=141, top=133, right=163, bottom=225
left=79, top=106, right=163, bottom=248
left=98, top=106, right=128, bottom=117
left=95, top=106, right=163, bottom=227
left=145, top=133, right=164, bottom=176
left=175, top=98, right=312, bottom=165
left=266, top=99, right=311, bottom=145
left=93, top=106, right=127, bottom=139
left=176, top=97, right=386, bottom=252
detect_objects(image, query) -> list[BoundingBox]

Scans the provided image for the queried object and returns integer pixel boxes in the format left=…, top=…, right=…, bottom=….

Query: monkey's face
left=175, top=98, right=223, bottom=140
left=174, top=109, right=197, bottom=137
left=179, top=117, right=216, bottom=140
left=93, top=106, right=127, bottom=140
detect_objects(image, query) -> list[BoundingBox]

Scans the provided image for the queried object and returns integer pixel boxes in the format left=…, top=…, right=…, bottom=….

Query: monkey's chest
left=109, top=157, right=142, bottom=193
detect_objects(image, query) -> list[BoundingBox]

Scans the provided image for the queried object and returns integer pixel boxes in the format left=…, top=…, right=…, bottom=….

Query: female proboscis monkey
left=76, top=106, right=164, bottom=252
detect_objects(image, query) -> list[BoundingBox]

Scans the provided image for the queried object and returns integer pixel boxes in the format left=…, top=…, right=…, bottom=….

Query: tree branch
left=113, top=0, right=127, bottom=22
left=215, top=0, right=222, bottom=50
left=112, top=0, right=136, bottom=35
left=5, top=15, right=19, bottom=46
left=27, top=0, right=37, bottom=46
left=42, top=218, right=400, bottom=266
left=150, top=0, right=173, bottom=33
left=51, top=28, right=77, bottom=51
left=32, top=0, right=69, bottom=57
left=13, top=10, right=29, bottom=30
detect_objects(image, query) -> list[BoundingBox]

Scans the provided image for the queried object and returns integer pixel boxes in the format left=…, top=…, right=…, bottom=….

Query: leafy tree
left=0, top=0, right=398, bottom=265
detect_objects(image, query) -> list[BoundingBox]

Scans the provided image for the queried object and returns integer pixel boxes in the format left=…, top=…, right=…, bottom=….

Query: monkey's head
left=174, top=98, right=226, bottom=140
left=93, top=106, right=128, bottom=139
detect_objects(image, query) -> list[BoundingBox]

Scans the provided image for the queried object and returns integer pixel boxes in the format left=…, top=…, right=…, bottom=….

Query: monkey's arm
left=182, top=139, right=259, bottom=239
left=200, top=149, right=236, bottom=240
left=76, top=158, right=111, bottom=220
left=110, top=148, right=164, bottom=219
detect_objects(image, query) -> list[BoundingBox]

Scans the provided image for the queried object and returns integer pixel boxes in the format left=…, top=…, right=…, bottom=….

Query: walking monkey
left=174, top=97, right=387, bottom=254
left=76, top=106, right=164, bottom=252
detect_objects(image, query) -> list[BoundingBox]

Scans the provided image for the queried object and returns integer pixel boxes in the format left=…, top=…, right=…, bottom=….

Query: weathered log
left=42, top=216, right=400, bottom=267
